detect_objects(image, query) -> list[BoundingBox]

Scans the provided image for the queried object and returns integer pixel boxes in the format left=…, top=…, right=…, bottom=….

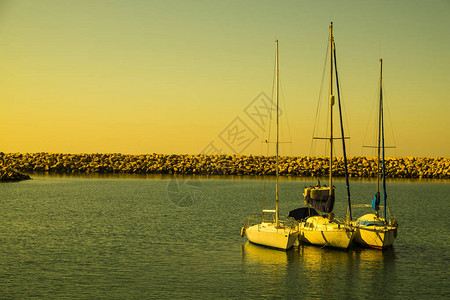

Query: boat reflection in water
left=241, top=242, right=396, bottom=297
left=241, top=241, right=299, bottom=265
left=241, top=242, right=395, bottom=267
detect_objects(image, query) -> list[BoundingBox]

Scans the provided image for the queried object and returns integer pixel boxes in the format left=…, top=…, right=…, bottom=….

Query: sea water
left=0, top=174, right=448, bottom=298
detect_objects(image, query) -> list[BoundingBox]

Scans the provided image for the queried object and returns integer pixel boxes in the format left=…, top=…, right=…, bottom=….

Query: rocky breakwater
left=1, top=153, right=449, bottom=179
left=0, top=166, right=31, bottom=182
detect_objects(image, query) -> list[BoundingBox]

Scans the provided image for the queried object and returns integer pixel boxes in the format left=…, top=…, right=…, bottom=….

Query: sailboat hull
left=353, top=226, right=396, bottom=249
left=298, top=216, right=354, bottom=249
left=353, top=214, right=397, bottom=249
left=245, top=223, right=299, bottom=250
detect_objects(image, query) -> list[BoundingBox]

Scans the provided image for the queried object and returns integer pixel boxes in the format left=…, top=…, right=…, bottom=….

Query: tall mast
left=275, top=40, right=279, bottom=226
left=380, top=58, right=387, bottom=220
left=376, top=58, right=383, bottom=204
left=329, top=23, right=334, bottom=192
left=333, top=39, right=352, bottom=221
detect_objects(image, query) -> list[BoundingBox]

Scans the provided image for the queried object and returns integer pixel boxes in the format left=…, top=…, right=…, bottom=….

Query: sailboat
left=352, top=58, right=398, bottom=249
left=240, top=40, right=299, bottom=250
left=290, top=22, right=354, bottom=249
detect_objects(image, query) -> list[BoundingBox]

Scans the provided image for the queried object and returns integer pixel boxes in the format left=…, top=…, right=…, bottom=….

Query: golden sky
left=0, top=0, right=449, bottom=157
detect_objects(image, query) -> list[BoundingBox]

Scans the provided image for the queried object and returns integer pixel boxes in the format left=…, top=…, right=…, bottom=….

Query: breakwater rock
left=0, top=166, right=31, bottom=182
left=1, top=153, right=449, bottom=179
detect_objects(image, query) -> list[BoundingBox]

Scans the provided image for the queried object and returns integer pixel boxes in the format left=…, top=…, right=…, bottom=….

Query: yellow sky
left=0, top=0, right=449, bottom=157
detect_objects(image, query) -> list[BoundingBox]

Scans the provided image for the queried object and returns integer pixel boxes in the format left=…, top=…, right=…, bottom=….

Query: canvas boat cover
left=304, top=186, right=335, bottom=213
left=288, top=207, right=319, bottom=221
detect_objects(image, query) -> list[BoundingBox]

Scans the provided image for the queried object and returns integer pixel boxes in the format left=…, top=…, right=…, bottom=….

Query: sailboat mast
left=333, top=40, right=352, bottom=221
left=377, top=59, right=383, bottom=199
left=329, top=23, right=334, bottom=192
left=380, top=58, right=387, bottom=220
left=275, top=40, right=280, bottom=226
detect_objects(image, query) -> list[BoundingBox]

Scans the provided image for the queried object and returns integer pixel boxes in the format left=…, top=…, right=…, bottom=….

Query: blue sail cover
left=372, top=192, right=380, bottom=211
left=304, top=187, right=335, bottom=213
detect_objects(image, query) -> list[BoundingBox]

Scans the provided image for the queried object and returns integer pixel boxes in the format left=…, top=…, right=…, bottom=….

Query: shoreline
left=1, top=153, right=449, bottom=180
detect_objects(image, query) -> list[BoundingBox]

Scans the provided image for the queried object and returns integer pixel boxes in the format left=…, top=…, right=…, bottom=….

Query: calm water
left=0, top=174, right=448, bottom=298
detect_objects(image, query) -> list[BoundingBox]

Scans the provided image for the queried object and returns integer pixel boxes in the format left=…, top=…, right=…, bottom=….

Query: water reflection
left=242, top=242, right=395, bottom=268
left=24, top=172, right=450, bottom=184
left=26, top=172, right=171, bottom=180
left=241, top=242, right=397, bottom=298
left=241, top=241, right=298, bottom=265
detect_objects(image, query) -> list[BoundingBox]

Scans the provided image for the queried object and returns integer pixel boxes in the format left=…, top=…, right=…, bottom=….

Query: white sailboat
left=294, top=23, right=354, bottom=249
left=241, top=40, right=299, bottom=250
left=352, top=58, right=398, bottom=249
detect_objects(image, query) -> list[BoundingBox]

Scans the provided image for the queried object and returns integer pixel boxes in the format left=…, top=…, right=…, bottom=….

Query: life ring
left=240, top=226, right=246, bottom=237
